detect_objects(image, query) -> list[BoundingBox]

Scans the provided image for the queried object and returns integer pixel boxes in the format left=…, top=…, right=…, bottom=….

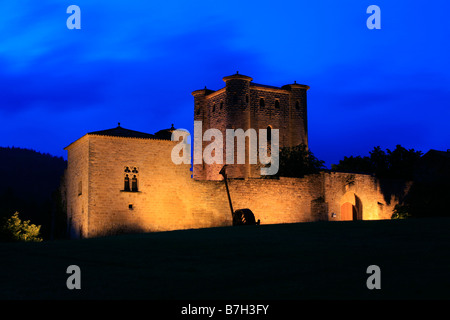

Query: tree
left=332, top=145, right=422, bottom=180
left=0, top=212, right=43, bottom=242
left=276, top=144, right=325, bottom=178
left=385, top=145, right=422, bottom=180
left=330, top=155, right=372, bottom=174
left=369, top=146, right=389, bottom=177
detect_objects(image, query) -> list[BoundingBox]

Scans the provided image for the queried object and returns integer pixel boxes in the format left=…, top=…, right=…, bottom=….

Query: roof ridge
left=87, top=126, right=156, bottom=139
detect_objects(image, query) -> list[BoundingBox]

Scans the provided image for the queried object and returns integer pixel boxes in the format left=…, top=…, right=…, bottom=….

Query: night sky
left=0, top=0, right=449, bottom=167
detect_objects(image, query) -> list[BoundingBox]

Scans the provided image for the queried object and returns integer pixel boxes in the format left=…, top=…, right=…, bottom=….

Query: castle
left=63, top=73, right=407, bottom=239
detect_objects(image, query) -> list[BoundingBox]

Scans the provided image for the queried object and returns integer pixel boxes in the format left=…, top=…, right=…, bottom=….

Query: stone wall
left=69, top=135, right=232, bottom=237
left=65, top=135, right=408, bottom=238
left=64, top=136, right=90, bottom=238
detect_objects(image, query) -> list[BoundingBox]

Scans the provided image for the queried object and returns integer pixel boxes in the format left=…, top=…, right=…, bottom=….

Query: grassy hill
left=1, top=218, right=450, bottom=300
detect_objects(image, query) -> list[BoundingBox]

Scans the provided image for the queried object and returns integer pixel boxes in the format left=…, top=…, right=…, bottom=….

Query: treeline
left=331, top=145, right=423, bottom=180
left=0, top=146, right=67, bottom=240
left=275, top=144, right=423, bottom=180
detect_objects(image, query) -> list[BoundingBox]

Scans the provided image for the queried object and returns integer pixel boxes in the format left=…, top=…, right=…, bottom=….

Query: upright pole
left=219, top=165, right=234, bottom=217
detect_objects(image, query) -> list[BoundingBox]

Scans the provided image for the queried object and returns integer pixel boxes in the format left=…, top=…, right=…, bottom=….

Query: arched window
left=220, top=101, right=224, bottom=109
left=124, top=174, right=130, bottom=191
left=212, top=103, right=216, bottom=112
left=123, top=167, right=139, bottom=192
left=260, top=98, right=265, bottom=108
left=295, top=101, right=300, bottom=110
left=131, top=175, right=138, bottom=192
left=275, top=100, right=280, bottom=109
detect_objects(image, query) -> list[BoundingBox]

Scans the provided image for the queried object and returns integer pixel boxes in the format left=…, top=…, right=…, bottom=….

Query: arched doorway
left=340, top=192, right=363, bottom=221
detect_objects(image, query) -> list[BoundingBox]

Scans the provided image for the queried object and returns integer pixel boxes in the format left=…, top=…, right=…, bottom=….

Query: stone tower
left=192, top=73, right=309, bottom=180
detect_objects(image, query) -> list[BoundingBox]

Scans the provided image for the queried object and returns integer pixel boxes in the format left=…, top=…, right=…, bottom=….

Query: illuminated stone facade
left=193, top=73, right=309, bottom=180
left=64, top=74, right=409, bottom=238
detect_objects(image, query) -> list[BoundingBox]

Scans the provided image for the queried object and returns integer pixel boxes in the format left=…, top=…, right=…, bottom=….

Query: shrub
left=391, top=204, right=411, bottom=220
left=0, top=212, right=43, bottom=242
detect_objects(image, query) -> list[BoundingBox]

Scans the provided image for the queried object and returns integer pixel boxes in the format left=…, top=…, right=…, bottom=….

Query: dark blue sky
left=0, top=0, right=449, bottom=166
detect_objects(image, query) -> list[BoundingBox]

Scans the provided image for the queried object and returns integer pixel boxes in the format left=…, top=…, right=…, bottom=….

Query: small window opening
left=275, top=100, right=280, bottom=108
left=260, top=98, right=265, bottom=108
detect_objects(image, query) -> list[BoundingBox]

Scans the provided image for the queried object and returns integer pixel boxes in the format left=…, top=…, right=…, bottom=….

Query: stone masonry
left=63, top=74, right=408, bottom=238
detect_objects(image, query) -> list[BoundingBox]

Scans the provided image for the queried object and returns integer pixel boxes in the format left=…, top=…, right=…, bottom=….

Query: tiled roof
left=154, top=124, right=176, bottom=140
left=88, top=125, right=157, bottom=139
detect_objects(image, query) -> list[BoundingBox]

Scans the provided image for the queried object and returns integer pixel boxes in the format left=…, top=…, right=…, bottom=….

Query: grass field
left=1, top=218, right=450, bottom=300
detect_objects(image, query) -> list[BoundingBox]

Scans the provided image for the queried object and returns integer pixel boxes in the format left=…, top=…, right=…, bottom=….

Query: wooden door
left=341, top=202, right=355, bottom=221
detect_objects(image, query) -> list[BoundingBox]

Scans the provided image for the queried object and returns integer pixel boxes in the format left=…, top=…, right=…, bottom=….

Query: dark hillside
left=1, top=218, right=450, bottom=300
left=0, top=146, right=67, bottom=239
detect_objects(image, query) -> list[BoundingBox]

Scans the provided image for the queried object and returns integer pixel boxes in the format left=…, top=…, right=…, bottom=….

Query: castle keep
left=64, top=74, right=407, bottom=238
left=193, top=73, right=308, bottom=180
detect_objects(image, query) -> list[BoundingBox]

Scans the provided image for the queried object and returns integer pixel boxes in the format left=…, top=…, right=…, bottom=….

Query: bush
left=391, top=204, right=411, bottom=220
left=0, top=212, right=43, bottom=242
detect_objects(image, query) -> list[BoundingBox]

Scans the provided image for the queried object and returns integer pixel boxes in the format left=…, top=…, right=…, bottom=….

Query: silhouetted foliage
left=276, top=144, right=326, bottom=178
left=393, top=180, right=450, bottom=218
left=0, top=146, right=67, bottom=240
left=332, top=145, right=423, bottom=180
